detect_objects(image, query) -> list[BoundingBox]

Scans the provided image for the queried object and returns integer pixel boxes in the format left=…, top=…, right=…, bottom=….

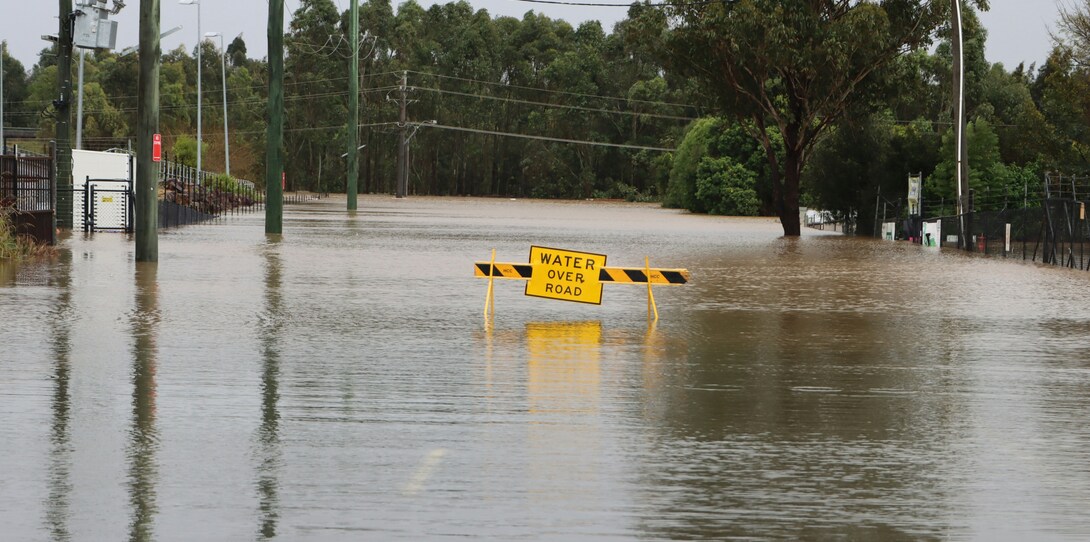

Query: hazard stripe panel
left=474, top=262, right=533, bottom=278
left=598, top=267, right=689, bottom=285
left=475, top=262, right=689, bottom=284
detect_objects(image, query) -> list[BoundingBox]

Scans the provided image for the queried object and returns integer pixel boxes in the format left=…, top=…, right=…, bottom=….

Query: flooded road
left=3, top=195, right=1090, bottom=540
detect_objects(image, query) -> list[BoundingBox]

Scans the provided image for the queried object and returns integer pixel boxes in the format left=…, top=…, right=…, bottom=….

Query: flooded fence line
left=156, top=158, right=265, bottom=228
left=0, top=151, right=57, bottom=244
left=855, top=174, right=1090, bottom=270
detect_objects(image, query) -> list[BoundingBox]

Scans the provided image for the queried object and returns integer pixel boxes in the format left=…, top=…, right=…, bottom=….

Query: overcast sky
left=1, top=0, right=1070, bottom=75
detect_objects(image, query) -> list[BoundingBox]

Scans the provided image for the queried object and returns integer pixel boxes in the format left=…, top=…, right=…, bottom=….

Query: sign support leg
left=484, top=248, right=496, bottom=318
left=645, top=256, right=658, bottom=322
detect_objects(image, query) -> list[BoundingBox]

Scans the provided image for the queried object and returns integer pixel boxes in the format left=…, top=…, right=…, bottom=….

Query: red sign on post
left=282, top=172, right=286, bottom=190
left=152, top=133, right=162, bottom=162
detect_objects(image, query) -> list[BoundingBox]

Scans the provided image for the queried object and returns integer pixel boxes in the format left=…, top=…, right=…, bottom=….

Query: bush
left=592, top=182, right=658, bottom=202
left=171, top=136, right=209, bottom=169
left=205, top=173, right=243, bottom=195
left=694, top=157, right=760, bottom=216
left=0, top=211, right=53, bottom=261
left=666, top=117, right=770, bottom=214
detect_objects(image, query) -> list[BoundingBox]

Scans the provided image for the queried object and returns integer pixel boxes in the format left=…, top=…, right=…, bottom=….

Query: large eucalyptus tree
left=659, top=0, right=988, bottom=235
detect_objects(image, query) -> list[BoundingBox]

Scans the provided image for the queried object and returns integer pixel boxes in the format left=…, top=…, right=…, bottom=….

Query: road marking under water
left=402, top=449, right=447, bottom=496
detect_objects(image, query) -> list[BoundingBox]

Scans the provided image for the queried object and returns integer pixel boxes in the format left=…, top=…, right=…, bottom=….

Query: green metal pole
left=346, top=0, right=359, bottom=210
left=56, top=0, right=74, bottom=229
left=135, top=0, right=161, bottom=262
left=265, top=0, right=284, bottom=234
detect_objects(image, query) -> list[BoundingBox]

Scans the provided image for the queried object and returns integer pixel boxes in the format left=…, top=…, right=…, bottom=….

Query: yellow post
left=645, top=256, right=659, bottom=322
left=484, top=249, right=496, bottom=318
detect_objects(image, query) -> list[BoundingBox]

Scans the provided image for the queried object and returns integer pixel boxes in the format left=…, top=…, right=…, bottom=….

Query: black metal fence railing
left=1, top=154, right=53, bottom=212
left=283, top=191, right=329, bottom=205
left=159, top=174, right=265, bottom=228
left=1, top=153, right=57, bottom=244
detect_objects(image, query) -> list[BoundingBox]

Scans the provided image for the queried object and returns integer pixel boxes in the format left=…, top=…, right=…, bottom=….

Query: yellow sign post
left=525, top=246, right=607, bottom=304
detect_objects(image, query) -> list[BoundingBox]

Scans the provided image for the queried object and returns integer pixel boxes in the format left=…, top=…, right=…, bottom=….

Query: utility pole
left=346, top=0, right=359, bottom=210
left=266, top=0, right=284, bottom=234
left=57, top=0, right=75, bottom=228
left=2, top=40, right=6, bottom=153
left=136, top=0, right=161, bottom=262
left=952, top=0, right=971, bottom=250
left=396, top=71, right=407, bottom=198
left=76, top=49, right=85, bottom=149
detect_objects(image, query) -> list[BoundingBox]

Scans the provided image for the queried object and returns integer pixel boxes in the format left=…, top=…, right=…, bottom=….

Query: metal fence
left=1, top=154, right=53, bottom=212
left=874, top=174, right=1090, bottom=271
left=159, top=173, right=264, bottom=228
left=1, top=153, right=56, bottom=244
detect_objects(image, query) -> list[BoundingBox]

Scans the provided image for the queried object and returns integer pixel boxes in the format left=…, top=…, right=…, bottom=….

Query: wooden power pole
left=57, top=0, right=74, bottom=228
left=396, top=71, right=407, bottom=198
left=346, top=0, right=359, bottom=210
left=135, top=0, right=161, bottom=262
left=266, top=0, right=284, bottom=234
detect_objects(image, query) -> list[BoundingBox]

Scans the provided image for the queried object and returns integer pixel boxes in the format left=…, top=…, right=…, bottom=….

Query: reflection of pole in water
left=46, top=249, right=74, bottom=541
left=256, top=238, right=283, bottom=540
left=128, top=262, right=160, bottom=542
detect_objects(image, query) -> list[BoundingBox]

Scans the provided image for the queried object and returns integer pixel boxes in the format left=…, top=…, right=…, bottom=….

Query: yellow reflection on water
left=526, top=321, right=602, bottom=416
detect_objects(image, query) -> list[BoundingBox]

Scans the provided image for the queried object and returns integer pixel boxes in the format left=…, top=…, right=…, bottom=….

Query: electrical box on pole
left=73, top=0, right=124, bottom=50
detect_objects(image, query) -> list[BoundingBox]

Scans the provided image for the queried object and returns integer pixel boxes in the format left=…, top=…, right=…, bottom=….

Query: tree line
left=3, top=1, right=1090, bottom=236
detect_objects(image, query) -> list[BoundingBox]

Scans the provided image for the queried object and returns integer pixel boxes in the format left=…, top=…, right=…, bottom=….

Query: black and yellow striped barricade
left=474, top=245, right=690, bottom=320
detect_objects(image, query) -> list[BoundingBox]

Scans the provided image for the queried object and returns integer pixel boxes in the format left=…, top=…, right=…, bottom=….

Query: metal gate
left=79, top=179, right=133, bottom=233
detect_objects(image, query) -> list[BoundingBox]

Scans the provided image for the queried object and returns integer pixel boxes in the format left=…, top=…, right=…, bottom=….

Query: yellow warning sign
left=525, top=246, right=607, bottom=304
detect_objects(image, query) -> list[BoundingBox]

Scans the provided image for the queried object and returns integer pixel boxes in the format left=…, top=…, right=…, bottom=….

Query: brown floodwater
left=2, top=195, right=1090, bottom=540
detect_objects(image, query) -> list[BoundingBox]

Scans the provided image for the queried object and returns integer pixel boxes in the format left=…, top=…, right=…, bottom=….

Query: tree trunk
left=779, top=150, right=802, bottom=236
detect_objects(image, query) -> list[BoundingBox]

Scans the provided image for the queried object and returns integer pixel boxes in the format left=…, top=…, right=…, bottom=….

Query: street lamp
left=205, top=31, right=229, bottom=176
left=180, top=0, right=202, bottom=176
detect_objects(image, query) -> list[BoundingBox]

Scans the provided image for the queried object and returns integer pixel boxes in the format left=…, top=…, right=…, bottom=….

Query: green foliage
left=667, top=117, right=768, bottom=214
left=695, top=157, right=759, bottom=216
left=205, top=174, right=244, bottom=195
left=18, top=0, right=1090, bottom=219
left=930, top=118, right=1004, bottom=203
left=654, top=0, right=986, bottom=233
left=172, top=136, right=209, bottom=168
left=0, top=212, right=16, bottom=260
left=666, top=118, right=717, bottom=210
left=0, top=211, right=52, bottom=261
left=592, top=181, right=656, bottom=202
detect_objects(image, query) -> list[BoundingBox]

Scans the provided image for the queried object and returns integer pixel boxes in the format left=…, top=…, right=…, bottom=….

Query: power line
left=10, top=70, right=405, bottom=109
left=415, top=122, right=674, bottom=152
left=413, top=86, right=698, bottom=121
left=405, top=70, right=704, bottom=111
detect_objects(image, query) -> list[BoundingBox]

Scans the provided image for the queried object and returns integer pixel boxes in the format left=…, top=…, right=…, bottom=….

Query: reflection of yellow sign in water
left=525, top=246, right=607, bottom=305
left=526, top=322, right=602, bottom=415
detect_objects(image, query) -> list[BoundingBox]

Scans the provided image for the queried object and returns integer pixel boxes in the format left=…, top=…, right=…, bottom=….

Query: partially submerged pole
left=265, top=0, right=284, bottom=234
left=952, top=0, right=971, bottom=250
left=346, top=0, right=359, bottom=210
left=57, top=0, right=75, bottom=228
left=135, top=0, right=161, bottom=261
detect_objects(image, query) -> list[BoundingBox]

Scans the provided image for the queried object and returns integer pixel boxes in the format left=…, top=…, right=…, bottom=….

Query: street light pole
left=76, top=49, right=85, bottom=149
left=952, top=0, right=970, bottom=250
left=205, top=31, right=229, bottom=176
left=180, top=0, right=202, bottom=176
